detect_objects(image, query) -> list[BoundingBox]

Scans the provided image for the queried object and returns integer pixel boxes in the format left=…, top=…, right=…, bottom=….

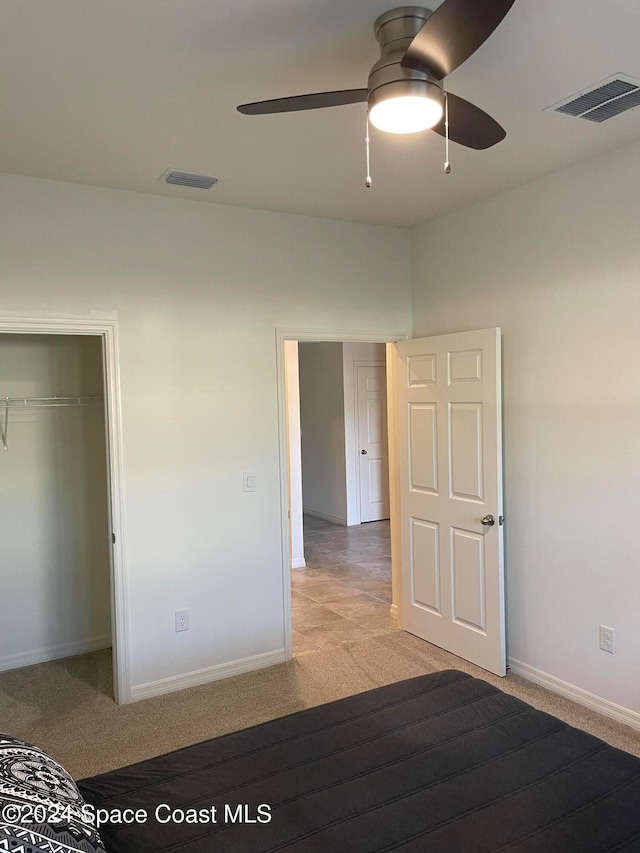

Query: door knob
left=481, top=514, right=495, bottom=526
left=361, top=449, right=367, bottom=454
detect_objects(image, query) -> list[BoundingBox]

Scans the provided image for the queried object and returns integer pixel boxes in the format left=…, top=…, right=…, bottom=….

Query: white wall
left=411, top=140, right=640, bottom=714
left=342, top=342, right=387, bottom=526
left=298, top=342, right=348, bottom=525
left=0, top=173, right=411, bottom=694
left=0, top=334, right=111, bottom=669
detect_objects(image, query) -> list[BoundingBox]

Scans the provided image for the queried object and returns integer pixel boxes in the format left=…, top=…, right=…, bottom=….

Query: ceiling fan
left=238, top=0, right=516, bottom=154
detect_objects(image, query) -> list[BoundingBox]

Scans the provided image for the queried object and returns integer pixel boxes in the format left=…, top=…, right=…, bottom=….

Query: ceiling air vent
left=547, top=75, right=640, bottom=123
left=161, top=170, right=220, bottom=190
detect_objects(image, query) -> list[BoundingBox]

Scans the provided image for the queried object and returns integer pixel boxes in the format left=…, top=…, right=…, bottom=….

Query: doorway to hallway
left=291, top=515, right=396, bottom=656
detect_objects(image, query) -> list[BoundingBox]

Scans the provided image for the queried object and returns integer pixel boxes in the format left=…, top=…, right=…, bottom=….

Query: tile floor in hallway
left=292, top=514, right=399, bottom=656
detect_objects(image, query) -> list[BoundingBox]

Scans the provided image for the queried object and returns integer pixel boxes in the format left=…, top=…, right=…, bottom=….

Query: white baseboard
left=390, top=604, right=399, bottom=621
left=0, top=636, right=112, bottom=673
left=291, top=558, right=307, bottom=569
left=131, top=649, right=286, bottom=703
left=303, top=508, right=347, bottom=526
left=508, top=657, right=640, bottom=732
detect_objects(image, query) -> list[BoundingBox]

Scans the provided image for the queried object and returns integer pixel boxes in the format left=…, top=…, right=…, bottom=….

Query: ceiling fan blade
left=238, top=89, right=368, bottom=115
left=402, top=0, right=516, bottom=79
left=432, top=93, right=505, bottom=149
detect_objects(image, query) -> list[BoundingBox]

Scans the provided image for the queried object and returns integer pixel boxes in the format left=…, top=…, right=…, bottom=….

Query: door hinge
left=112, top=533, right=116, bottom=544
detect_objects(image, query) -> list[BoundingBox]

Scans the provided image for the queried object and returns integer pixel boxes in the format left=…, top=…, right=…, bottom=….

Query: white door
left=357, top=364, right=390, bottom=522
left=396, top=329, right=505, bottom=676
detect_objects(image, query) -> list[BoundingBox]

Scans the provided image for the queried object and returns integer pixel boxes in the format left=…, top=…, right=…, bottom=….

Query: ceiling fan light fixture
left=370, top=94, right=443, bottom=134
left=238, top=2, right=512, bottom=150
left=368, top=80, right=443, bottom=134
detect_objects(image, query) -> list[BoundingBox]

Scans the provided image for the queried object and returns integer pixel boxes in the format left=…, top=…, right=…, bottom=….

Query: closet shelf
left=2, top=396, right=103, bottom=452
left=3, top=395, right=102, bottom=408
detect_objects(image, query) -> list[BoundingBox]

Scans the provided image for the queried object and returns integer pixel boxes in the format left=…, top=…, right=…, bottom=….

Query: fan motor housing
left=374, top=6, right=433, bottom=54
left=368, top=6, right=442, bottom=113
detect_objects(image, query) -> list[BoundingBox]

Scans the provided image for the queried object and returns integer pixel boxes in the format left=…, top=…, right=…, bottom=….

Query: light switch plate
left=243, top=471, right=256, bottom=492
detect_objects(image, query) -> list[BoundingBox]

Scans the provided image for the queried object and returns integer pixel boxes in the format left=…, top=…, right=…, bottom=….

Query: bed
left=73, top=669, right=640, bottom=852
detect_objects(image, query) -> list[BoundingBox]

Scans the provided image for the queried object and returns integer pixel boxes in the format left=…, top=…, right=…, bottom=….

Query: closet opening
left=0, top=322, right=128, bottom=703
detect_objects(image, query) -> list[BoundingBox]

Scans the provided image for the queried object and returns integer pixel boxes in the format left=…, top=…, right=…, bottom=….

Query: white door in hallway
left=357, top=364, right=390, bottom=522
left=396, top=329, right=505, bottom=676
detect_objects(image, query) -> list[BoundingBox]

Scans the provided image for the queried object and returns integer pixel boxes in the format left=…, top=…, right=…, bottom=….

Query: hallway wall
left=298, top=342, right=347, bottom=524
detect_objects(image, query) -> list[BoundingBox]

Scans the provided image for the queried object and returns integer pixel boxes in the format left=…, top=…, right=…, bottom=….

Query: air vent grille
left=581, top=88, right=640, bottom=123
left=163, top=170, right=220, bottom=190
left=549, top=75, right=640, bottom=123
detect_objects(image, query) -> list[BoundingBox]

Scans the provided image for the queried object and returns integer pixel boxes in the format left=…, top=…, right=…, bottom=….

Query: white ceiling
left=1, top=0, right=639, bottom=227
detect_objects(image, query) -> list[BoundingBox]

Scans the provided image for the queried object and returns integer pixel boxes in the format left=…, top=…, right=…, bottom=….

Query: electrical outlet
left=599, top=624, right=615, bottom=654
left=175, top=609, right=190, bottom=632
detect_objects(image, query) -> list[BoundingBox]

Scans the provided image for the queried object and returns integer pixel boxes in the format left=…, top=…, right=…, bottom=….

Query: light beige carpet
left=1, top=631, right=638, bottom=780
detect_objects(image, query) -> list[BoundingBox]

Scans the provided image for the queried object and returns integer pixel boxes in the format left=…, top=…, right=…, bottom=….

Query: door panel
left=397, top=328, right=505, bottom=676
left=449, top=348, right=483, bottom=383
left=409, top=404, right=438, bottom=493
left=410, top=518, right=440, bottom=613
left=367, top=457, right=383, bottom=504
left=408, top=353, right=437, bottom=385
left=449, top=402, right=483, bottom=501
left=366, top=399, right=383, bottom=444
left=450, top=527, right=486, bottom=631
left=357, top=364, right=390, bottom=522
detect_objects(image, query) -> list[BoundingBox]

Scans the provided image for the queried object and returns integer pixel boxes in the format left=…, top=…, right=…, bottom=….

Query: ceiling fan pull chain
left=365, top=112, right=372, bottom=188
left=444, top=92, right=451, bottom=175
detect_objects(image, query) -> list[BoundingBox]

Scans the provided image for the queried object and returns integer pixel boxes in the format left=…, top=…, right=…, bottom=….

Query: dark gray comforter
left=78, top=670, right=640, bottom=852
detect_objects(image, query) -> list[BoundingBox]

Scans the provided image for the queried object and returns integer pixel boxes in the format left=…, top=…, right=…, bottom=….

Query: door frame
left=276, top=327, right=408, bottom=660
left=0, top=316, right=131, bottom=704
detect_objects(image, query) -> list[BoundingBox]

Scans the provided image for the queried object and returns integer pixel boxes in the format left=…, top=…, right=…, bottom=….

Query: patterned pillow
left=0, top=734, right=106, bottom=853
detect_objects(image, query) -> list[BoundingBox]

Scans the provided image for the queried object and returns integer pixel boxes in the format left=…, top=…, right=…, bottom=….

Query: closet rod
left=1, top=396, right=103, bottom=452
left=2, top=395, right=102, bottom=408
